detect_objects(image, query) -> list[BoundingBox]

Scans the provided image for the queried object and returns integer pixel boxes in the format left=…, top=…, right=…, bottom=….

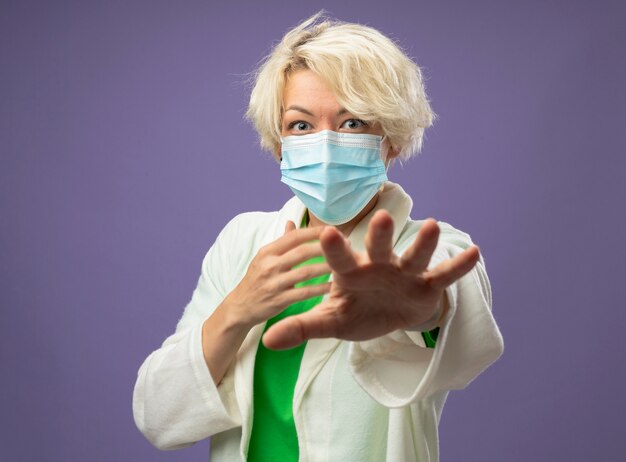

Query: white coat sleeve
left=348, top=221, right=504, bottom=408
left=133, top=217, right=244, bottom=450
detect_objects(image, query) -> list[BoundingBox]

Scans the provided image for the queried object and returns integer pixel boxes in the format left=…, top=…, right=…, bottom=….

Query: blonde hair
left=246, top=12, right=436, bottom=161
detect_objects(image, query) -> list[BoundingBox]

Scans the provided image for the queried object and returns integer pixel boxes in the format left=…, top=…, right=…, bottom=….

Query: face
left=280, top=69, right=398, bottom=161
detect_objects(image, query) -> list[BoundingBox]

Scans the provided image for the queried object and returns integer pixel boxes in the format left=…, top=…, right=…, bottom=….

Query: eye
left=340, top=119, right=368, bottom=130
left=287, top=120, right=312, bottom=132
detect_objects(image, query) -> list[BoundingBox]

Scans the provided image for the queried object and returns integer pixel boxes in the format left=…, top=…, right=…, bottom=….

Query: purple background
left=2, top=0, right=625, bottom=460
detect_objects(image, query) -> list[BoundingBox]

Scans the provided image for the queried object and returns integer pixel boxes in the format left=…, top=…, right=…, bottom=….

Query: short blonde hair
left=246, top=12, right=436, bottom=161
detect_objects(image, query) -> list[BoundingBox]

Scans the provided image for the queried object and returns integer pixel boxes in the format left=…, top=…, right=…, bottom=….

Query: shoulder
left=200, top=210, right=281, bottom=288
left=216, top=195, right=304, bottom=248
left=219, top=210, right=279, bottom=237
left=213, top=210, right=280, bottom=252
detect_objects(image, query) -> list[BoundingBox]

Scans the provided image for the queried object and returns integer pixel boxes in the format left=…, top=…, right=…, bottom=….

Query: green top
left=246, top=214, right=438, bottom=461
left=422, top=327, right=439, bottom=348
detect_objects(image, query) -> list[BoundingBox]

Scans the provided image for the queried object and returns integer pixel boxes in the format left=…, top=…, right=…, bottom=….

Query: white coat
left=133, top=181, right=504, bottom=461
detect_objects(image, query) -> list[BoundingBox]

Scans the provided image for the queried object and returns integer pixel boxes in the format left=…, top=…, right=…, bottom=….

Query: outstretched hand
left=262, top=210, right=480, bottom=350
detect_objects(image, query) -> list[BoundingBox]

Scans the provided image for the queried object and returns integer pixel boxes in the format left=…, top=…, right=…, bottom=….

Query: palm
left=263, top=210, right=480, bottom=350
left=319, top=262, right=441, bottom=341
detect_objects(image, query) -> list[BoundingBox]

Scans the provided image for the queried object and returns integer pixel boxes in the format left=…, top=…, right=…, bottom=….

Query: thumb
left=262, top=306, right=337, bottom=350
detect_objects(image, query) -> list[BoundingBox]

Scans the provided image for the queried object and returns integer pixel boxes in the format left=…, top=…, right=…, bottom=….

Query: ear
left=382, top=139, right=401, bottom=168
left=386, top=145, right=401, bottom=160
left=273, top=139, right=283, bottom=163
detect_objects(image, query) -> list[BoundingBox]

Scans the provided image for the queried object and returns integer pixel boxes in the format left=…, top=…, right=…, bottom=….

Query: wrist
left=406, top=294, right=449, bottom=332
left=201, top=295, right=254, bottom=385
left=218, top=292, right=257, bottom=332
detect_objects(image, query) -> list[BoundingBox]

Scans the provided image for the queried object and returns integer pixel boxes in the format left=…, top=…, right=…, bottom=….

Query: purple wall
left=2, top=1, right=625, bottom=460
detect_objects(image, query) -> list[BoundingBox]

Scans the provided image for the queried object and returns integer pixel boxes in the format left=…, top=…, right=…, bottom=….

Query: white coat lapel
left=294, top=182, right=414, bottom=410
left=235, top=197, right=305, bottom=458
left=234, top=196, right=308, bottom=454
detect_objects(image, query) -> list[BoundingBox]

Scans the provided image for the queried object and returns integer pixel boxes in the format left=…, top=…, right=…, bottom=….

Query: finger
left=320, top=227, right=358, bottom=274
left=280, top=241, right=326, bottom=269
left=284, top=220, right=296, bottom=235
left=400, top=219, right=440, bottom=274
left=365, top=210, right=394, bottom=264
left=269, top=225, right=327, bottom=255
left=275, top=282, right=332, bottom=309
left=262, top=304, right=338, bottom=350
left=278, top=262, right=331, bottom=289
left=423, top=246, right=480, bottom=290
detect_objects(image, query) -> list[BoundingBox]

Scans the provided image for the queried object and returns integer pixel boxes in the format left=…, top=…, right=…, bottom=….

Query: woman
left=133, top=13, right=503, bottom=461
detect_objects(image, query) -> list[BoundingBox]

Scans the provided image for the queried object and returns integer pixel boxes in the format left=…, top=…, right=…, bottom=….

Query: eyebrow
left=284, top=105, right=349, bottom=117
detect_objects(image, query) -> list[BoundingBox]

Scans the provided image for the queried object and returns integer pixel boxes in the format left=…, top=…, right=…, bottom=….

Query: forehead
left=282, top=69, right=342, bottom=111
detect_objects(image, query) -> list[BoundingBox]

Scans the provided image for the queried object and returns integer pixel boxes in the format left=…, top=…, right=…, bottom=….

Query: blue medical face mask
left=280, top=130, right=388, bottom=226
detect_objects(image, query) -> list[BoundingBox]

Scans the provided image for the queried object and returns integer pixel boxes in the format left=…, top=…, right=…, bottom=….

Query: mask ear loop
left=380, top=135, right=390, bottom=160
left=379, top=135, right=389, bottom=192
